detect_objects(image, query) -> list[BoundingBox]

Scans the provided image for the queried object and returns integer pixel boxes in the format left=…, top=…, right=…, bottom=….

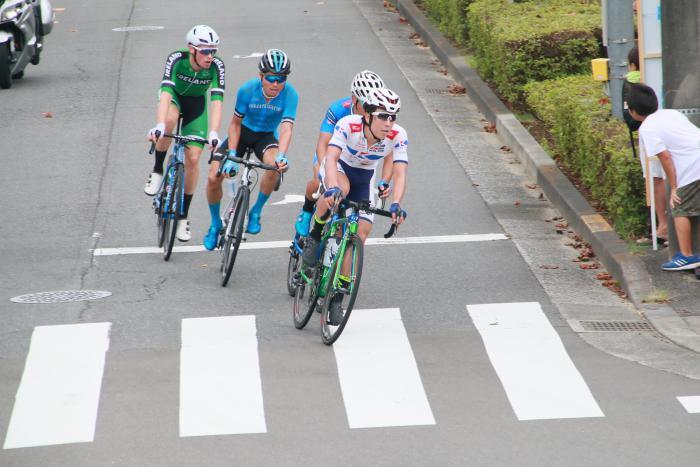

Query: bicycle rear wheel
left=221, top=186, right=249, bottom=286
left=292, top=268, right=314, bottom=329
left=321, top=236, right=363, bottom=345
left=163, top=165, right=183, bottom=261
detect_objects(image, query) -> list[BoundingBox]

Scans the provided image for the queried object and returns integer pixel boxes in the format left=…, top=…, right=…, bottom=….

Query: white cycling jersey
left=328, top=114, right=408, bottom=170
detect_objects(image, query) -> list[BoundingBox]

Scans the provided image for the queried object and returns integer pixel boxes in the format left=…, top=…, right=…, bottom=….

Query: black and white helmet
left=363, top=88, right=401, bottom=114
left=258, top=49, right=291, bottom=75
left=351, top=70, right=385, bottom=103
left=186, top=25, right=220, bottom=48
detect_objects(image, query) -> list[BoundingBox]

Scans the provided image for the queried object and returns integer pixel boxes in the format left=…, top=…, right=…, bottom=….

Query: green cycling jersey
left=159, top=49, right=225, bottom=101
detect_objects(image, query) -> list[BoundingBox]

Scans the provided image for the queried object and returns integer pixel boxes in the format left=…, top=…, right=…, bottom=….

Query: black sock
left=183, top=194, right=193, bottom=218
left=310, top=217, right=325, bottom=241
left=302, top=197, right=315, bottom=213
left=153, top=150, right=167, bottom=175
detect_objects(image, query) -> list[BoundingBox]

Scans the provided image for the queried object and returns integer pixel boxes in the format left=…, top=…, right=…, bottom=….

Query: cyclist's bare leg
left=259, top=147, right=282, bottom=196
left=314, top=172, right=350, bottom=218
left=206, top=159, right=224, bottom=205
left=341, top=219, right=371, bottom=277
left=154, top=103, right=179, bottom=153
left=184, top=145, right=202, bottom=195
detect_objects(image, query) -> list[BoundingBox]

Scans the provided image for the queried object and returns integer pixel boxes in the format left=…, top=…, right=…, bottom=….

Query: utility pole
left=603, top=0, right=635, bottom=119
left=661, top=2, right=700, bottom=127
left=660, top=1, right=700, bottom=255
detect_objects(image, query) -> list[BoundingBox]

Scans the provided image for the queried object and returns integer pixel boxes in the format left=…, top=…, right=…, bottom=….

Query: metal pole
left=661, top=1, right=700, bottom=256
left=604, top=0, right=635, bottom=119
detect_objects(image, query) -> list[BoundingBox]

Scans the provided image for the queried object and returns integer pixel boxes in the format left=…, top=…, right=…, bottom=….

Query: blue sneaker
left=295, top=210, right=312, bottom=237
left=203, top=224, right=221, bottom=251
left=662, top=253, right=700, bottom=271
left=247, top=209, right=261, bottom=234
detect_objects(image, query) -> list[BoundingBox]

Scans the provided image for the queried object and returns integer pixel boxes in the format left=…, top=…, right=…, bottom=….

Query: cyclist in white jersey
left=301, top=88, right=408, bottom=324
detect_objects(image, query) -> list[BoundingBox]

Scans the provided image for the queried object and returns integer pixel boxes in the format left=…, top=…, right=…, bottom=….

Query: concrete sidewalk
left=387, top=0, right=700, bottom=353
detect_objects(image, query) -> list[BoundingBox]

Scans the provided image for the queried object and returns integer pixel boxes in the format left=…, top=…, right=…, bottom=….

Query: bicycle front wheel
left=321, top=235, right=364, bottom=345
left=287, top=238, right=303, bottom=297
left=221, top=186, right=249, bottom=286
left=163, top=165, right=183, bottom=261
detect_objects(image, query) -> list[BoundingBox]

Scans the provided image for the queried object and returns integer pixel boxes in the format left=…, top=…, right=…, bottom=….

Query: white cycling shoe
left=144, top=172, right=163, bottom=196
left=176, top=219, right=192, bottom=242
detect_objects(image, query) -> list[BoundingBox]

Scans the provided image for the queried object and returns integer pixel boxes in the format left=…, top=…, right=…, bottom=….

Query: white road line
left=333, top=308, right=435, bottom=429
left=92, top=233, right=508, bottom=256
left=179, top=316, right=266, bottom=437
left=677, top=396, right=700, bottom=413
left=467, top=302, right=604, bottom=421
left=3, top=323, right=111, bottom=449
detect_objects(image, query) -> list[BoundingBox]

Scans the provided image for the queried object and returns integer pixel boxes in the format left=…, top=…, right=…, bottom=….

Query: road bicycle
left=291, top=198, right=399, bottom=345
left=148, top=125, right=208, bottom=261
left=217, top=148, right=279, bottom=286
left=286, top=183, right=390, bottom=297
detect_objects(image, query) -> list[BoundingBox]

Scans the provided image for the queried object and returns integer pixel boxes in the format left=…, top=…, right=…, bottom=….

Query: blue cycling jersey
left=320, top=96, right=354, bottom=134
left=234, top=78, right=299, bottom=133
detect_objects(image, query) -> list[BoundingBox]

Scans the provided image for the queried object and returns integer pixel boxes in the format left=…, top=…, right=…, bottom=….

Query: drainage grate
left=572, top=320, right=654, bottom=332
left=10, top=290, right=112, bottom=304
left=425, top=88, right=449, bottom=94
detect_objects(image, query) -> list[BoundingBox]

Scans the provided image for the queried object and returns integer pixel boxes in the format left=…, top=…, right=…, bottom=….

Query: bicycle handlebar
left=148, top=131, right=210, bottom=155
left=337, top=199, right=402, bottom=238
left=215, top=154, right=278, bottom=176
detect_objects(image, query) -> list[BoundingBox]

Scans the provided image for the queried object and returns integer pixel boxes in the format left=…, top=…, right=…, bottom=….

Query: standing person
left=302, top=88, right=409, bottom=324
left=203, top=49, right=297, bottom=250
left=623, top=46, right=668, bottom=243
left=628, top=83, right=700, bottom=270
left=293, top=70, right=389, bottom=236
left=146, top=25, right=225, bottom=242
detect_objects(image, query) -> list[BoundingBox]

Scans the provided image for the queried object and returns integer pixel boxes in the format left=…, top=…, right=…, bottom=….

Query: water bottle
left=323, top=237, right=341, bottom=267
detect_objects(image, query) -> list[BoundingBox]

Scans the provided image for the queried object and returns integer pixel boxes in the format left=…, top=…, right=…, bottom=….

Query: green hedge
left=420, top=0, right=473, bottom=47
left=467, top=0, right=601, bottom=105
left=524, top=75, right=647, bottom=237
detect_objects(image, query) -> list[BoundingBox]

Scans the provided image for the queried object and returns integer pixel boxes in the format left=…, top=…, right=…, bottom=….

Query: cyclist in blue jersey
left=203, top=49, right=299, bottom=250
left=293, top=70, right=388, bottom=237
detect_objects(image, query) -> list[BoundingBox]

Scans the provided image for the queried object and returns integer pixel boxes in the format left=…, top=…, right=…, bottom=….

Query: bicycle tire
left=321, top=236, right=364, bottom=345
left=286, top=240, right=302, bottom=297
left=221, top=186, right=249, bottom=286
left=163, top=164, right=183, bottom=261
left=292, top=268, right=315, bottom=329
left=156, top=188, right=168, bottom=248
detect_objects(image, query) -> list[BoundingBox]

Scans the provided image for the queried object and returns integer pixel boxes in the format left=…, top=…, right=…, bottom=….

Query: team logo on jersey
left=386, top=130, right=399, bottom=140
left=342, top=100, right=352, bottom=108
left=349, top=123, right=363, bottom=133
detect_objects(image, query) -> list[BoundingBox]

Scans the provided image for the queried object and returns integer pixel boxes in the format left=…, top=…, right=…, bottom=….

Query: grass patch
left=642, top=288, right=671, bottom=304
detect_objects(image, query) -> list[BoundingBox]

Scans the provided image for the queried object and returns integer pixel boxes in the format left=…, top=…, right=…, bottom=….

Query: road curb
left=388, top=0, right=700, bottom=353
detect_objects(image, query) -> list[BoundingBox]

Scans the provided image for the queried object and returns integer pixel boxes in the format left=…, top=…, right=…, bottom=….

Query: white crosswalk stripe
left=677, top=396, right=700, bottom=413
left=467, top=302, right=605, bottom=420
left=333, top=308, right=435, bottom=429
left=3, top=323, right=111, bottom=449
left=179, top=315, right=266, bottom=437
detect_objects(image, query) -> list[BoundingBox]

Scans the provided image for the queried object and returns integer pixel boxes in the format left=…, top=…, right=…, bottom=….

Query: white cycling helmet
left=351, top=70, right=385, bottom=103
left=186, top=25, right=220, bottom=48
left=363, top=88, right=401, bottom=113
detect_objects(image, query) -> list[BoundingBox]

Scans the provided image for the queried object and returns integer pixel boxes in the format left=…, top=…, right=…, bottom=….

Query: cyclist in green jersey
left=146, top=25, right=226, bottom=242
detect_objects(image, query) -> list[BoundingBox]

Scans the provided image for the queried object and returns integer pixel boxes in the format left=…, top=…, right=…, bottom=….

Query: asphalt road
left=1, top=1, right=699, bottom=465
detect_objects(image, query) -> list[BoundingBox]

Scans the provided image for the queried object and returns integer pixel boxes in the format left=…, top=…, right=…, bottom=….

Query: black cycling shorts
left=216, top=124, right=278, bottom=162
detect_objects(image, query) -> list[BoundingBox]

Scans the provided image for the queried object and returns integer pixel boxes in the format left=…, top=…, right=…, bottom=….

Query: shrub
left=420, top=0, right=473, bottom=47
left=468, top=0, right=601, bottom=105
left=525, top=75, right=647, bottom=237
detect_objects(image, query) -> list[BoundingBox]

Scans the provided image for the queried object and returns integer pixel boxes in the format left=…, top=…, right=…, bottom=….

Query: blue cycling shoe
left=247, top=210, right=262, bottom=234
left=203, top=224, right=221, bottom=251
left=295, top=210, right=312, bottom=237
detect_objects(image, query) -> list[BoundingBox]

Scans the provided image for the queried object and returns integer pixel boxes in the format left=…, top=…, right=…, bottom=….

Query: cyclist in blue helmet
left=203, top=49, right=299, bottom=249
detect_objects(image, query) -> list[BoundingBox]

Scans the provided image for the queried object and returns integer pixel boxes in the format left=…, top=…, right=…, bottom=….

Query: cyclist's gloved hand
left=390, top=202, right=407, bottom=224
left=222, top=149, right=239, bottom=176
left=148, top=122, right=165, bottom=142
left=275, top=152, right=289, bottom=171
left=209, top=131, right=221, bottom=152
left=377, top=179, right=391, bottom=198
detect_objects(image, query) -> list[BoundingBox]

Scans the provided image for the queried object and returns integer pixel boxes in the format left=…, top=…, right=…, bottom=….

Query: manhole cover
left=112, top=26, right=164, bottom=32
left=10, top=290, right=112, bottom=304
left=570, top=320, right=654, bottom=332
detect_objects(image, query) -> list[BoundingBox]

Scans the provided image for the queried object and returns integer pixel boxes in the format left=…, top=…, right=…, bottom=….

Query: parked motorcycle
left=0, top=0, right=54, bottom=89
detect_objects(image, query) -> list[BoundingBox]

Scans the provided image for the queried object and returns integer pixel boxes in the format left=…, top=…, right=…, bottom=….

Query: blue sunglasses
left=194, top=47, right=217, bottom=56
left=263, top=74, right=287, bottom=84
